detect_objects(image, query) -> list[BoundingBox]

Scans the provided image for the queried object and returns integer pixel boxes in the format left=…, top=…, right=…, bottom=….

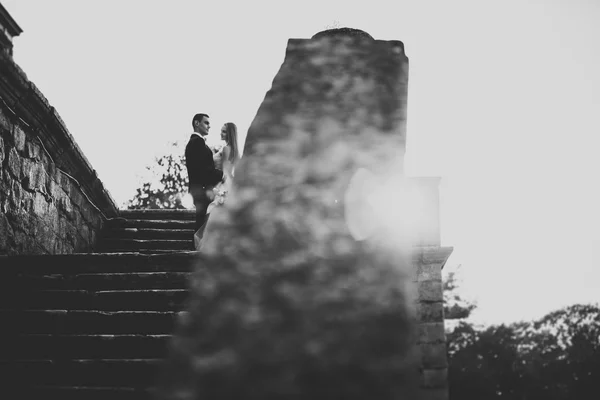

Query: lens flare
left=345, top=168, right=428, bottom=246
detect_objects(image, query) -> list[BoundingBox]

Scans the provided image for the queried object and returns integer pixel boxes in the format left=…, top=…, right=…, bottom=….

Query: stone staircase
left=0, top=209, right=199, bottom=399
left=99, top=210, right=196, bottom=254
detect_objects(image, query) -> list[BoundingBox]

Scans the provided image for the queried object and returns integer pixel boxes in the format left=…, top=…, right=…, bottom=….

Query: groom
left=185, top=113, right=224, bottom=245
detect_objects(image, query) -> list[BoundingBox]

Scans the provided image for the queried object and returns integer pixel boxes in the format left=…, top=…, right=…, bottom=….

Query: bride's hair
left=223, top=122, right=240, bottom=164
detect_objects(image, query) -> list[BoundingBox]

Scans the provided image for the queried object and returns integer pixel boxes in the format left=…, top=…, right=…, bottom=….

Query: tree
left=443, top=266, right=477, bottom=320
left=447, top=303, right=600, bottom=400
left=524, top=304, right=600, bottom=400
left=443, top=265, right=478, bottom=357
left=127, top=141, right=224, bottom=210
left=127, top=150, right=189, bottom=210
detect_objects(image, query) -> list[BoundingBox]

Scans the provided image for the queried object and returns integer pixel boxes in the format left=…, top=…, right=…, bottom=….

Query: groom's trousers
left=189, top=185, right=212, bottom=233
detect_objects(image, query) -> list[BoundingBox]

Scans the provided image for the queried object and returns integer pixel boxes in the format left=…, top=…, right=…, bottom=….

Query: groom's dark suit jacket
left=185, top=134, right=223, bottom=192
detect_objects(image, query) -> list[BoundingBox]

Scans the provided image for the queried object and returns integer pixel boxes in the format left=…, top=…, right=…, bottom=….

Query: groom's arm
left=198, top=145, right=223, bottom=186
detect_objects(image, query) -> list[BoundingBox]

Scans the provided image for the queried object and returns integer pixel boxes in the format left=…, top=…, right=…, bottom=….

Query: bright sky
left=4, top=0, right=600, bottom=326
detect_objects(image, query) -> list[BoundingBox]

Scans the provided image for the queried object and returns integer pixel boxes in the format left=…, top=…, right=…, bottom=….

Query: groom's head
left=192, top=113, right=210, bottom=136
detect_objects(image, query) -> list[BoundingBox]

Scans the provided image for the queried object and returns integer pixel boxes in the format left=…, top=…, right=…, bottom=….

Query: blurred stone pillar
left=161, top=28, right=452, bottom=400
left=243, top=28, right=409, bottom=175
left=242, top=28, right=453, bottom=399
left=243, top=28, right=452, bottom=399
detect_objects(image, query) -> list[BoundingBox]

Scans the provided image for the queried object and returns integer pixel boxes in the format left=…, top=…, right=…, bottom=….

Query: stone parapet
left=411, top=245, right=452, bottom=400
left=0, top=51, right=118, bottom=255
left=0, top=3, right=22, bottom=57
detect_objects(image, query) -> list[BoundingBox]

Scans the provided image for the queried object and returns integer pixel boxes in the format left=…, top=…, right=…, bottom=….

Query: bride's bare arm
left=222, top=146, right=234, bottom=179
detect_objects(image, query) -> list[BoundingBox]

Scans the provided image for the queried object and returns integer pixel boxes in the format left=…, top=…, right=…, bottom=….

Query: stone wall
left=0, top=51, right=118, bottom=255
left=413, top=246, right=453, bottom=400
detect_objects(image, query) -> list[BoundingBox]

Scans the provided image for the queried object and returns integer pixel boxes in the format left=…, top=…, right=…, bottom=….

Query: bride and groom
left=185, top=113, right=240, bottom=250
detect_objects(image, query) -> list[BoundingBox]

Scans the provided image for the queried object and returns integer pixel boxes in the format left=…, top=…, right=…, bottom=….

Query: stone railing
left=0, top=52, right=119, bottom=255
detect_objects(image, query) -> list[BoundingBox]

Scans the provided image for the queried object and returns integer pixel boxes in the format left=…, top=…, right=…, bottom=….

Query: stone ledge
left=412, top=246, right=453, bottom=268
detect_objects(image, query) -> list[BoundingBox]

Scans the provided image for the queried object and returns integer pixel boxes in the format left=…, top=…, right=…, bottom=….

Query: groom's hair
left=192, top=113, right=209, bottom=129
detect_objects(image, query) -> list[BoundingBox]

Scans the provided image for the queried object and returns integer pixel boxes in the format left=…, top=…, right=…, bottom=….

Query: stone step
left=14, top=386, right=154, bottom=400
left=100, top=239, right=194, bottom=252
left=0, top=358, right=162, bottom=388
left=119, top=209, right=195, bottom=221
left=94, top=249, right=194, bottom=255
left=3, top=272, right=191, bottom=290
left=1, top=310, right=182, bottom=335
left=3, top=289, right=189, bottom=312
left=0, top=252, right=201, bottom=274
left=107, top=228, right=194, bottom=240
left=1, top=334, right=170, bottom=360
left=106, top=219, right=196, bottom=230
left=127, top=249, right=192, bottom=255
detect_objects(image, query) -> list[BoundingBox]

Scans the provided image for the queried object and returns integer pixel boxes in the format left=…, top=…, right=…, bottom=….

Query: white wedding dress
left=194, top=147, right=234, bottom=250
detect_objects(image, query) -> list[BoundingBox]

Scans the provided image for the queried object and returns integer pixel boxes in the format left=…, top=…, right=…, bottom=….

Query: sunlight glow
left=345, top=168, right=430, bottom=247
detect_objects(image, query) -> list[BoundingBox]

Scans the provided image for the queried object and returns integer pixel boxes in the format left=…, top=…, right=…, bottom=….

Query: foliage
left=447, top=303, right=600, bottom=400
left=443, top=265, right=478, bottom=359
left=443, top=266, right=477, bottom=321
left=443, top=270, right=600, bottom=399
left=127, top=141, right=226, bottom=210
left=127, top=149, right=189, bottom=210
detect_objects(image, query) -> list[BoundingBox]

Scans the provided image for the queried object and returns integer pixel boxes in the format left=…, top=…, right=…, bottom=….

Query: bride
left=208, top=122, right=241, bottom=213
left=194, top=122, right=240, bottom=250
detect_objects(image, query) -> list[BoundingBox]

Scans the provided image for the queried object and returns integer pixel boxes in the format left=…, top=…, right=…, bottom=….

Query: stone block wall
left=412, top=246, right=453, bottom=400
left=0, top=51, right=118, bottom=255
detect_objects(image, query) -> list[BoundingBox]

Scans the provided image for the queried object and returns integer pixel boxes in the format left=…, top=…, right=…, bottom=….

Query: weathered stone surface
left=58, top=170, right=72, bottom=195
left=0, top=53, right=115, bottom=255
left=6, top=178, right=21, bottom=209
left=0, top=134, right=4, bottom=166
left=47, top=175, right=62, bottom=202
left=81, top=203, right=97, bottom=225
left=418, top=280, right=443, bottom=302
left=69, top=184, right=87, bottom=210
left=420, top=368, right=448, bottom=389
left=65, top=220, right=78, bottom=246
left=416, top=263, right=443, bottom=282
left=46, top=201, right=59, bottom=227
left=80, top=223, right=91, bottom=245
left=6, top=147, right=21, bottom=179
left=416, top=302, right=444, bottom=323
left=19, top=186, right=34, bottom=211
left=420, top=246, right=454, bottom=266
left=0, top=213, right=14, bottom=255
left=43, top=155, right=56, bottom=181
left=23, top=160, right=47, bottom=192
left=34, top=219, right=54, bottom=253
left=11, top=123, right=25, bottom=152
left=242, top=30, right=408, bottom=174
left=25, top=139, right=40, bottom=160
left=32, top=191, right=48, bottom=215
left=419, top=343, right=448, bottom=369
left=160, top=29, right=419, bottom=399
left=0, top=104, right=10, bottom=128
left=417, top=322, right=446, bottom=344
left=58, top=215, right=69, bottom=240
left=0, top=179, right=6, bottom=212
